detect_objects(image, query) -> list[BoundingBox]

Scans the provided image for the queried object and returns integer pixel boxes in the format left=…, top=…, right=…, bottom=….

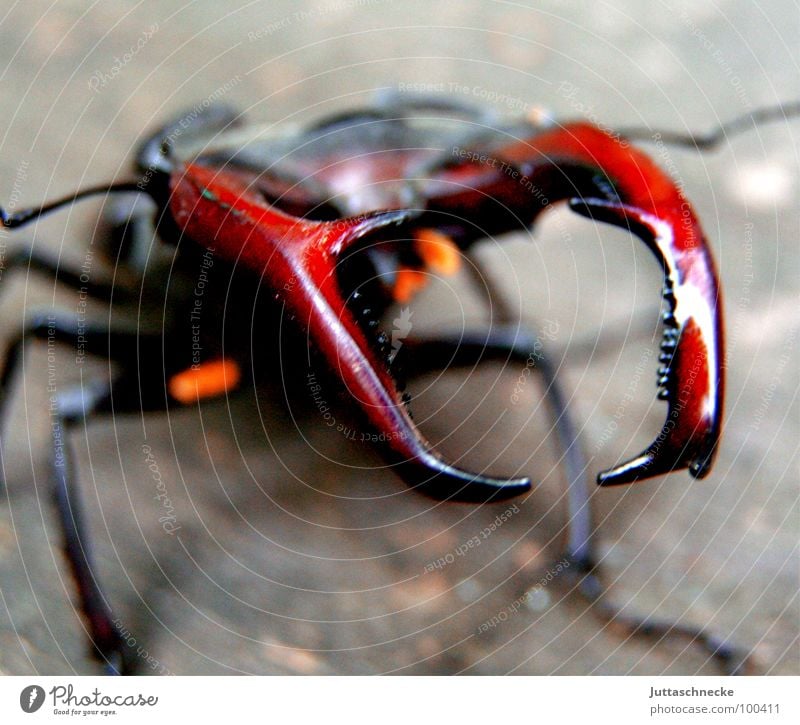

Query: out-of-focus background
left=0, top=0, right=797, bottom=675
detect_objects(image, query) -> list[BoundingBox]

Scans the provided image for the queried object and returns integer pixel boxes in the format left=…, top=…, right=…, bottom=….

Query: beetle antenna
left=620, top=100, right=800, bottom=149
left=0, top=181, right=147, bottom=229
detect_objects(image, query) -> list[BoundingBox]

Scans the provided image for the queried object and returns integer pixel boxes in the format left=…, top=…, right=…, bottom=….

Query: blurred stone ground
left=0, top=0, right=797, bottom=675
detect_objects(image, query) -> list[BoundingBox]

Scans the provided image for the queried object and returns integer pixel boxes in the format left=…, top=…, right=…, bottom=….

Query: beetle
left=1, top=94, right=790, bottom=675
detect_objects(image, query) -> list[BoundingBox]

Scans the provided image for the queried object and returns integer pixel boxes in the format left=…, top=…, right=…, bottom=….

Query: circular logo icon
left=20, top=685, right=45, bottom=714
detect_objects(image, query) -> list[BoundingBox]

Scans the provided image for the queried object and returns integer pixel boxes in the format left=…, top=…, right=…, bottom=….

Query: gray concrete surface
left=0, top=0, right=797, bottom=675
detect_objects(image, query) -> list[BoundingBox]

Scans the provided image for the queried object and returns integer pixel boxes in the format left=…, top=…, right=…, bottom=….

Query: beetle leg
left=0, top=316, right=175, bottom=674
left=1, top=315, right=140, bottom=416
left=400, top=326, right=591, bottom=564
left=48, top=379, right=137, bottom=675
left=1, top=311, right=237, bottom=416
left=371, top=89, right=504, bottom=126
left=575, top=581, right=751, bottom=675
left=0, top=310, right=229, bottom=673
left=401, top=328, right=749, bottom=674
left=100, top=192, right=161, bottom=274
left=0, top=245, right=124, bottom=302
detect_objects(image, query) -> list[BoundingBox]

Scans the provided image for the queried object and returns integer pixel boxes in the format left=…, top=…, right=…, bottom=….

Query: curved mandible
left=424, top=122, right=724, bottom=485
left=168, top=161, right=531, bottom=502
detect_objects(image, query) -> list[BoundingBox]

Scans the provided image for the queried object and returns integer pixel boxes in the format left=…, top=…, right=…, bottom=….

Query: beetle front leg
left=0, top=317, right=190, bottom=674
left=0, top=246, right=125, bottom=302
left=0, top=314, right=146, bottom=419
left=400, top=326, right=591, bottom=566
left=49, top=380, right=137, bottom=675
left=401, top=328, right=749, bottom=674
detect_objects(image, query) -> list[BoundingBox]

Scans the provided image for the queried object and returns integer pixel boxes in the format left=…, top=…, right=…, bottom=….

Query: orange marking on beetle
left=414, top=228, right=461, bottom=276
left=168, top=358, right=241, bottom=404
left=393, top=267, right=428, bottom=303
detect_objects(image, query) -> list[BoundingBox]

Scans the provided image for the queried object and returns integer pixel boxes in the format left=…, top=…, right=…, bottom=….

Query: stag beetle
left=3, top=94, right=790, bottom=675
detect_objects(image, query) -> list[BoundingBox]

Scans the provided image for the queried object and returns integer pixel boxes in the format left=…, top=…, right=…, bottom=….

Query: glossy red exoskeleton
left=4, top=95, right=780, bottom=675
